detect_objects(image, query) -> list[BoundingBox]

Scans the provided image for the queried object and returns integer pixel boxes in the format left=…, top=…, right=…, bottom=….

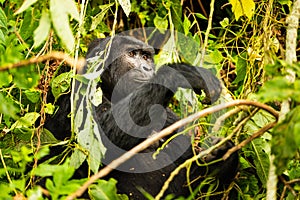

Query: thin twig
left=0, top=51, right=85, bottom=72
left=66, top=99, right=278, bottom=200
left=223, top=121, right=277, bottom=160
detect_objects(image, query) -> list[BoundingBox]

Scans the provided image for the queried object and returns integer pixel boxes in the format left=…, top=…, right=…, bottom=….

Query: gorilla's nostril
left=143, top=66, right=152, bottom=72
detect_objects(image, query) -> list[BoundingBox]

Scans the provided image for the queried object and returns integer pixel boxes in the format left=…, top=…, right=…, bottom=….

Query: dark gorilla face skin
left=103, top=49, right=155, bottom=103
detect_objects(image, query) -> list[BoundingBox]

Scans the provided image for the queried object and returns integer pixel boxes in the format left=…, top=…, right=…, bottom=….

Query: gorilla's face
left=101, top=46, right=155, bottom=103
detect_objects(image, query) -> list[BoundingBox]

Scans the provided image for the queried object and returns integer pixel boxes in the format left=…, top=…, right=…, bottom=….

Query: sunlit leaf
left=89, top=178, right=127, bottom=200
left=90, top=3, right=114, bottom=31
left=229, top=0, right=255, bottom=20
left=51, top=72, right=72, bottom=100
left=64, top=0, right=80, bottom=21
left=33, top=10, right=51, bottom=48
left=118, top=0, right=131, bottom=17
left=183, top=15, right=191, bottom=35
left=272, top=106, right=300, bottom=174
left=24, top=89, right=41, bottom=103
left=15, top=0, right=38, bottom=14
left=0, top=93, right=19, bottom=119
left=69, top=148, right=87, bottom=170
left=0, top=7, right=7, bottom=29
left=0, top=71, right=12, bottom=87
left=154, top=15, right=168, bottom=33
left=11, top=112, right=40, bottom=130
left=50, top=0, right=78, bottom=51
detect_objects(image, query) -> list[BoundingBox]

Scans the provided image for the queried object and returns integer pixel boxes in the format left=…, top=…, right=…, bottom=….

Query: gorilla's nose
left=142, top=65, right=153, bottom=72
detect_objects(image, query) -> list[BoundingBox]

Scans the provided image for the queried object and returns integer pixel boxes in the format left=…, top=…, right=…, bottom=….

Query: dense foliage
left=0, top=0, right=299, bottom=199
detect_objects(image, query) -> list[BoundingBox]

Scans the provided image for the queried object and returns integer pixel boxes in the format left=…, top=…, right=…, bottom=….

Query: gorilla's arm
left=95, top=63, right=221, bottom=150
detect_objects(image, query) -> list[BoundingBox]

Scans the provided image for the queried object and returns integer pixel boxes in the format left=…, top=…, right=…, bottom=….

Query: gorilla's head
left=86, top=36, right=155, bottom=103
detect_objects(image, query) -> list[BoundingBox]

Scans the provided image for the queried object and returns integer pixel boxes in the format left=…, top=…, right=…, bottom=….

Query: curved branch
left=66, top=99, right=279, bottom=200
left=0, top=51, right=85, bottom=71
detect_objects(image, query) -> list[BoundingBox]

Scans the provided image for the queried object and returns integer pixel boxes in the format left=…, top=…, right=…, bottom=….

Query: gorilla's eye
left=128, top=50, right=136, bottom=57
left=142, top=54, right=150, bottom=61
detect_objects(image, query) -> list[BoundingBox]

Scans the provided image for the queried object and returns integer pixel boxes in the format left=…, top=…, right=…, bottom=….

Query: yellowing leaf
left=229, top=0, right=255, bottom=20
left=118, top=0, right=131, bottom=17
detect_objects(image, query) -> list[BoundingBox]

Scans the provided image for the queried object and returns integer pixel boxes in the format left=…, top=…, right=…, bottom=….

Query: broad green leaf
left=50, top=0, right=77, bottom=51
left=89, top=178, right=127, bottom=200
left=154, top=15, right=168, bottom=33
left=78, top=126, right=103, bottom=173
left=251, top=139, right=270, bottom=187
left=69, top=148, right=87, bottom=170
left=11, top=65, right=39, bottom=89
left=15, top=0, right=38, bottom=14
left=90, top=3, right=114, bottom=31
left=118, top=0, right=131, bottom=17
left=90, top=86, right=103, bottom=107
left=229, top=0, right=255, bottom=20
left=44, top=103, right=55, bottom=115
left=232, top=54, right=247, bottom=84
left=51, top=72, right=72, bottom=100
left=0, top=71, right=12, bottom=87
left=272, top=106, right=300, bottom=174
left=24, top=89, right=41, bottom=103
left=0, top=93, right=19, bottom=119
left=33, top=10, right=51, bottom=48
left=0, top=8, right=7, bottom=29
left=11, top=112, right=40, bottom=130
left=64, top=0, right=80, bottom=21
left=256, top=77, right=300, bottom=102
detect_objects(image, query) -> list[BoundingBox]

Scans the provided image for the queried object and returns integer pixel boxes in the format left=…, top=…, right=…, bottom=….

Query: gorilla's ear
left=87, top=38, right=103, bottom=53
left=85, top=37, right=113, bottom=59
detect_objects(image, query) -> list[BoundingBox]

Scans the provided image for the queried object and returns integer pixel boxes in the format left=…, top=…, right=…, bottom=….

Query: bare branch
left=0, top=51, right=85, bottom=72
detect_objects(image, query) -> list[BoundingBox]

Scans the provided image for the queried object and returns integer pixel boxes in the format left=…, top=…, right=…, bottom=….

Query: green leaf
left=89, top=178, right=127, bottom=200
left=0, top=71, right=12, bottom=87
left=90, top=86, right=103, bottom=107
left=194, top=13, right=207, bottom=20
left=51, top=72, right=72, bottom=100
left=15, top=0, right=38, bottom=14
left=33, top=10, right=51, bottom=48
left=50, top=0, right=78, bottom=52
left=154, top=15, right=168, bottom=33
left=69, top=148, right=87, bottom=170
left=0, top=93, right=19, bottom=119
left=10, top=65, right=39, bottom=89
left=78, top=127, right=103, bottom=173
left=251, top=139, right=270, bottom=187
left=118, top=0, right=131, bottom=17
left=64, top=0, right=80, bottom=21
left=183, top=15, right=191, bottom=35
left=272, top=106, right=300, bottom=174
left=229, top=0, right=255, bottom=20
left=256, top=77, right=300, bottom=102
left=44, top=103, right=56, bottom=115
left=90, top=3, right=114, bottom=31
left=11, top=112, right=40, bottom=130
left=0, top=7, right=7, bottom=29
left=232, top=54, right=247, bottom=84
left=24, top=89, right=41, bottom=103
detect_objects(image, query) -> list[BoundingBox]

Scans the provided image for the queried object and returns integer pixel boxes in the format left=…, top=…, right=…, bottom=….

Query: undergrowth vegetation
left=0, top=0, right=299, bottom=199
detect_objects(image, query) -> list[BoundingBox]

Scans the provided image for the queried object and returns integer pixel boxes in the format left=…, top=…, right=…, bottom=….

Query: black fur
left=44, top=36, right=239, bottom=199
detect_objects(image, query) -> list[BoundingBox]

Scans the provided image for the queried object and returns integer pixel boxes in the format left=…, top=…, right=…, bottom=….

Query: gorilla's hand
left=156, top=63, right=222, bottom=104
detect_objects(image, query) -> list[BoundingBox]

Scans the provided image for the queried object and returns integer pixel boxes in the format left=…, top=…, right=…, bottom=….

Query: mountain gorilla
left=44, top=35, right=239, bottom=199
